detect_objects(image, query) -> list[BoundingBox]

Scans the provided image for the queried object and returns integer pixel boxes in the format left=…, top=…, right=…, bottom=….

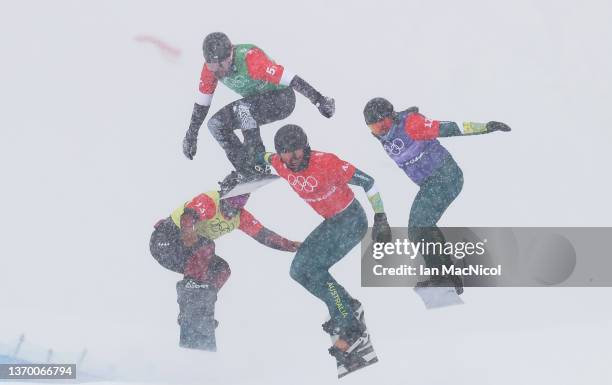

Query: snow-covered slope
left=1, top=1, right=611, bottom=384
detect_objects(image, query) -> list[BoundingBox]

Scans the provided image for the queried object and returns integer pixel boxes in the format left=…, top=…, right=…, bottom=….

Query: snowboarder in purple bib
left=182, top=32, right=335, bottom=179
left=363, top=98, right=511, bottom=294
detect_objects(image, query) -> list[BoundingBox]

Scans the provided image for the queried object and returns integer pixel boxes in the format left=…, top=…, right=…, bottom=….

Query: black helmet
left=218, top=170, right=241, bottom=197
left=274, top=124, right=309, bottom=154
left=203, top=32, right=232, bottom=63
left=363, top=97, right=394, bottom=125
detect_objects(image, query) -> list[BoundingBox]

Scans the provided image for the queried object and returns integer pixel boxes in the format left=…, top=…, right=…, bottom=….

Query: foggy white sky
left=1, top=1, right=611, bottom=384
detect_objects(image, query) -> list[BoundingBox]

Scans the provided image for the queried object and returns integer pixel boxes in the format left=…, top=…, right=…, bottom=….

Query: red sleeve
left=185, top=194, right=217, bottom=221
left=199, top=64, right=218, bottom=95
left=269, top=153, right=282, bottom=171
left=405, top=113, right=440, bottom=140
left=325, top=153, right=356, bottom=184
left=238, top=209, right=264, bottom=236
left=245, top=48, right=284, bottom=85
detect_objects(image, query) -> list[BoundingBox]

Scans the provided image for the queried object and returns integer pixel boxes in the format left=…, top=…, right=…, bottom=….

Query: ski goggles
left=223, top=194, right=250, bottom=208
left=206, top=56, right=232, bottom=72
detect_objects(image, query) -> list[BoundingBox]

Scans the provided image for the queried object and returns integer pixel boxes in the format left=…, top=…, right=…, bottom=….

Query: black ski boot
left=237, top=159, right=271, bottom=181
left=449, top=274, right=464, bottom=295
left=323, top=300, right=378, bottom=378
left=176, top=278, right=218, bottom=351
left=322, top=298, right=364, bottom=336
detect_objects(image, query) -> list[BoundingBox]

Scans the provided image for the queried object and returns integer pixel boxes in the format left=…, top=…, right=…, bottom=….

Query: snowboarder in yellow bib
left=149, top=172, right=300, bottom=351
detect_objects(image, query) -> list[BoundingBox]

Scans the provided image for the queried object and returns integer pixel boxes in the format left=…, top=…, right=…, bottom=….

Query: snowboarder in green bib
left=183, top=32, right=335, bottom=178
left=262, top=125, right=392, bottom=377
left=363, top=98, right=511, bottom=294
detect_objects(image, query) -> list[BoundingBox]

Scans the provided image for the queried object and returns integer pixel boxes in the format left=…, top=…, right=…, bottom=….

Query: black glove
left=289, top=76, right=334, bottom=118
left=486, top=121, right=511, bottom=132
left=183, top=104, right=210, bottom=160
left=183, top=130, right=198, bottom=160
left=372, top=213, right=392, bottom=243
left=315, top=96, right=335, bottom=118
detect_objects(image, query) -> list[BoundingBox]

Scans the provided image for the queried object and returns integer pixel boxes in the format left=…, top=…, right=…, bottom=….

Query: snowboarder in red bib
left=262, top=125, right=392, bottom=377
left=182, top=32, right=335, bottom=178
left=363, top=98, right=511, bottom=294
left=149, top=171, right=299, bottom=351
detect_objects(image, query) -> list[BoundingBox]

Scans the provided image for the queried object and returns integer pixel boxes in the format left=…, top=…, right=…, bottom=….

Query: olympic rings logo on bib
left=288, top=174, right=319, bottom=192
left=384, top=138, right=405, bottom=156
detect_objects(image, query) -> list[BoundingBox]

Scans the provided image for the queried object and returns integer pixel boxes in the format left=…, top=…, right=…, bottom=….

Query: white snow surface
left=1, top=1, right=611, bottom=384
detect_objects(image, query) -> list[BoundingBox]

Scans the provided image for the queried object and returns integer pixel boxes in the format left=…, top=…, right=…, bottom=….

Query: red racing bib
left=271, top=151, right=356, bottom=219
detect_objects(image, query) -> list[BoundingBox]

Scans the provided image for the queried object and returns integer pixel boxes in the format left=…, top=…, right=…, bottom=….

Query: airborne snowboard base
left=178, top=316, right=218, bottom=352
left=222, top=174, right=280, bottom=198
left=413, top=285, right=464, bottom=309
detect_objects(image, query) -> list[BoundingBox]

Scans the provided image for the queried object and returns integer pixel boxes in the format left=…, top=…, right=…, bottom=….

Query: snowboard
left=332, top=333, right=379, bottom=379
left=176, top=279, right=219, bottom=351
left=414, top=272, right=464, bottom=309
left=362, top=238, right=465, bottom=310
left=323, top=303, right=379, bottom=378
left=413, top=285, right=464, bottom=309
left=178, top=316, right=217, bottom=351
left=222, top=174, right=280, bottom=198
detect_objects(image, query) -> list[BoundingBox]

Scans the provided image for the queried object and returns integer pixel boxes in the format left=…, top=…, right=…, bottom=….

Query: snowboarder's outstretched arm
left=438, top=120, right=511, bottom=137
left=183, top=103, right=211, bottom=159
left=289, top=76, right=335, bottom=118
left=251, top=228, right=300, bottom=252
left=183, top=64, right=219, bottom=159
left=348, top=169, right=392, bottom=243
left=238, top=209, right=300, bottom=252
left=403, top=111, right=511, bottom=140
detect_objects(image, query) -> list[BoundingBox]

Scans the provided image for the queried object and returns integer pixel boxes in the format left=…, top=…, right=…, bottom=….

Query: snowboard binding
left=329, top=341, right=379, bottom=379
left=322, top=299, right=378, bottom=378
